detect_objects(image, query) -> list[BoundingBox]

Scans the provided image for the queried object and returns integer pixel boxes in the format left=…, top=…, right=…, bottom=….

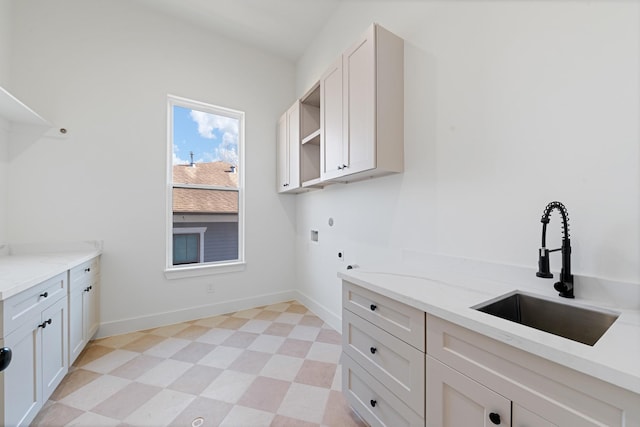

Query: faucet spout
left=536, top=201, right=574, bottom=298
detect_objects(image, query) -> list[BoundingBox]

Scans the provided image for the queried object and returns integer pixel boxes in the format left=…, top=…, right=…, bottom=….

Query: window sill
left=164, top=261, right=246, bottom=279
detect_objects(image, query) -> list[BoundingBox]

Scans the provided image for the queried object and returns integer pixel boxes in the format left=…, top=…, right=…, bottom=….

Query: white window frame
left=165, top=95, right=245, bottom=279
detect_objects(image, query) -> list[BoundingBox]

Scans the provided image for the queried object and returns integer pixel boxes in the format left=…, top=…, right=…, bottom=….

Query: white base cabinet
left=1, top=273, right=68, bottom=427
left=68, top=257, right=100, bottom=364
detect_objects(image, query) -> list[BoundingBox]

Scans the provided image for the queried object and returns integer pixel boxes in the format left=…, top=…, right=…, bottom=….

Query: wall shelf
left=301, top=129, right=320, bottom=145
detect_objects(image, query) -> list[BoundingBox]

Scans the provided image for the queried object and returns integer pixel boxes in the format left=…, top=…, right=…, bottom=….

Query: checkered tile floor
left=32, top=301, right=367, bottom=427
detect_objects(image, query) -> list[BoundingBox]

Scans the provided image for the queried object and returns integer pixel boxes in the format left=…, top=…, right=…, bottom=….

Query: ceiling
left=132, top=0, right=344, bottom=61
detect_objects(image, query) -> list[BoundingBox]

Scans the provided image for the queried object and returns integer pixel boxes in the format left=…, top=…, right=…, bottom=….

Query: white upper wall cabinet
left=321, top=23, right=404, bottom=183
left=276, top=101, right=301, bottom=193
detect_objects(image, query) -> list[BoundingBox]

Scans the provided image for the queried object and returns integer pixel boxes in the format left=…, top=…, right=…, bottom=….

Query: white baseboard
left=293, top=290, right=342, bottom=333
left=96, top=289, right=298, bottom=338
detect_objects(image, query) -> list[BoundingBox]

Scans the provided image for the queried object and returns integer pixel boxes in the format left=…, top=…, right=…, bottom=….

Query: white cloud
left=189, top=110, right=239, bottom=166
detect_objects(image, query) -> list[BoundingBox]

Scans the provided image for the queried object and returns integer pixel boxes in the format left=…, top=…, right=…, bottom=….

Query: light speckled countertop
left=0, top=242, right=102, bottom=300
left=339, top=266, right=640, bottom=395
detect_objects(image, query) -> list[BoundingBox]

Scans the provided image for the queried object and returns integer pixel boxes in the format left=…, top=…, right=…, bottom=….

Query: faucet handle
left=536, top=248, right=553, bottom=278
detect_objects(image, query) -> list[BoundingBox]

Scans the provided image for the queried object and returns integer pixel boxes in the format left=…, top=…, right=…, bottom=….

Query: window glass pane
left=173, top=234, right=199, bottom=265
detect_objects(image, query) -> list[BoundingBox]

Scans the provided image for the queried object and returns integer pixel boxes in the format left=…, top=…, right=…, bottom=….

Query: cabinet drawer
left=343, top=281, right=425, bottom=351
left=342, top=309, right=424, bottom=415
left=3, top=272, right=67, bottom=336
left=342, top=353, right=423, bottom=427
left=69, top=258, right=99, bottom=290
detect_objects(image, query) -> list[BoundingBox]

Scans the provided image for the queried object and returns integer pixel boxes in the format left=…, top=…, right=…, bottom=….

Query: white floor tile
left=247, top=334, right=286, bottom=354
left=198, top=345, right=243, bottom=369
left=239, top=319, right=272, bottom=333
left=60, top=375, right=130, bottom=411
left=259, top=354, right=304, bottom=382
left=275, top=312, right=304, bottom=324
left=278, top=382, right=330, bottom=424
left=144, top=337, right=191, bottom=358
left=219, top=405, right=275, bottom=426
left=288, top=325, right=321, bottom=341
left=195, top=328, right=235, bottom=345
left=307, top=341, right=342, bottom=363
left=123, top=389, right=195, bottom=427
left=200, top=370, right=256, bottom=404
left=135, top=359, right=193, bottom=388
left=82, top=349, right=139, bottom=374
left=66, top=411, right=121, bottom=426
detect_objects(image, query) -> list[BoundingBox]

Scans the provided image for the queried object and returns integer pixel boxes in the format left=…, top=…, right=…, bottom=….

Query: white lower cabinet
left=68, top=257, right=100, bottom=364
left=1, top=273, right=68, bottom=427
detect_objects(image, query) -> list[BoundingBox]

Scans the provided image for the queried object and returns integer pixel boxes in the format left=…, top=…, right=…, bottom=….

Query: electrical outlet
left=337, top=250, right=345, bottom=262
left=206, top=284, right=215, bottom=294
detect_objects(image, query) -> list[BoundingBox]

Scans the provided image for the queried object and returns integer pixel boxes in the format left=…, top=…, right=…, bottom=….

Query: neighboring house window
left=166, top=95, right=244, bottom=277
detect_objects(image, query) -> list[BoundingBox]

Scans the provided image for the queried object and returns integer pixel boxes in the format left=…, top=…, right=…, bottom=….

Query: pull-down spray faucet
left=536, top=201, right=574, bottom=298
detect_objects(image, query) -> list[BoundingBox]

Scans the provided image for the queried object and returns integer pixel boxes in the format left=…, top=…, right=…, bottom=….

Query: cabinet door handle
left=283, top=183, right=289, bottom=187
left=84, top=286, right=92, bottom=292
left=337, top=165, right=343, bottom=170
left=342, top=164, right=348, bottom=169
left=370, top=347, right=377, bottom=354
left=370, top=304, right=377, bottom=311
left=39, top=319, right=52, bottom=329
left=84, top=267, right=91, bottom=273
left=370, top=399, right=377, bottom=408
left=489, top=412, right=501, bottom=425
left=39, top=292, right=48, bottom=298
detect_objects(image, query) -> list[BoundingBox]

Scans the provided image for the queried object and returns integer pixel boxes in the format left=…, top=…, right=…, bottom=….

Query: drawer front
left=343, top=309, right=425, bottom=415
left=342, top=353, right=424, bottom=427
left=343, top=281, right=425, bottom=351
left=69, top=257, right=99, bottom=290
left=3, top=272, right=67, bottom=336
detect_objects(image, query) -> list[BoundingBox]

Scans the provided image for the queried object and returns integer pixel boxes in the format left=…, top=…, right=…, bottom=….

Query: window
left=166, top=95, right=244, bottom=277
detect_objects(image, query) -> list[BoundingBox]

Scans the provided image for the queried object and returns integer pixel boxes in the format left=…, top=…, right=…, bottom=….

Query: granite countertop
left=338, top=266, right=640, bottom=395
left=0, top=242, right=102, bottom=300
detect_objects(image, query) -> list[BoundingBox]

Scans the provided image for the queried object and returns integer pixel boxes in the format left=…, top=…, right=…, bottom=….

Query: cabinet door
left=427, top=356, right=511, bottom=427
left=513, top=404, right=556, bottom=427
left=3, top=316, right=41, bottom=427
left=68, top=283, right=86, bottom=364
left=41, top=297, right=68, bottom=400
left=320, top=55, right=344, bottom=180
left=86, top=281, right=100, bottom=340
left=286, top=101, right=300, bottom=191
left=276, top=112, right=289, bottom=192
left=343, top=25, right=376, bottom=175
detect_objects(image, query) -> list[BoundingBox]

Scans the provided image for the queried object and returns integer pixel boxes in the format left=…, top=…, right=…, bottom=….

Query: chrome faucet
left=536, top=201, right=574, bottom=298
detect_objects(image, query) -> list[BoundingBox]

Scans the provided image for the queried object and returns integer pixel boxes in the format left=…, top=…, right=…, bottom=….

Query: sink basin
left=473, top=292, right=619, bottom=346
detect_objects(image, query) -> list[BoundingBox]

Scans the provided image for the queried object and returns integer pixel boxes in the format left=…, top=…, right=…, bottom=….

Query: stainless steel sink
left=473, top=292, right=619, bottom=346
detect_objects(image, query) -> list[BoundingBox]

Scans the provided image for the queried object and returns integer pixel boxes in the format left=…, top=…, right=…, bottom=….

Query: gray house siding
left=174, top=222, right=238, bottom=263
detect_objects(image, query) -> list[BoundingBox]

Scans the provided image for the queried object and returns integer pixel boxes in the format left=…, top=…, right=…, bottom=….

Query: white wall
left=295, top=1, right=640, bottom=321
left=0, top=0, right=12, bottom=245
left=7, top=0, right=298, bottom=334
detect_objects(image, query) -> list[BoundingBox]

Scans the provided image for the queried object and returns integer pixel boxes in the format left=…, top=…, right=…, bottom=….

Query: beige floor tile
left=271, top=414, right=320, bottom=427
left=198, top=345, right=244, bottom=369
left=50, top=368, right=102, bottom=401
left=168, top=397, right=233, bottom=427
left=30, top=402, right=84, bottom=427
left=90, top=382, right=163, bottom=420
left=66, top=411, right=122, bottom=426
left=192, top=315, right=228, bottom=328
left=299, top=315, right=325, bottom=327
left=275, top=312, right=305, bottom=325
left=217, top=317, right=249, bottom=330
left=170, top=341, right=216, bottom=363
left=167, top=365, right=223, bottom=395
left=285, top=304, right=308, bottom=314
left=277, top=338, right=312, bottom=358
left=195, top=327, right=235, bottom=345
left=149, top=322, right=191, bottom=337
left=173, top=324, right=211, bottom=340
left=228, top=350, right=272, bottom=374
left=74, top=345, right=116, bottom=368
left=94, top=332, right=145, bottom=349
left=121, top=334, right=167, bottom=353
left=135, top=358, right=193, bottom=388
left=232, top=308, right=263, bottom=319
left=315, top=328, right=341, bottom=344
left=294, top=360, right=337, bottom=389
left=306, top=342, right=342, bottom=364
left=219, top=405, right=274, bottom=427
left=277, top=383, right=330, bottom=424
left=331, top=364, right=342, bottom=391
left=109, top=354, right=164, bottom=380
left=322, top=390, right=368, bottom=427
left=200, top=370, right=256, bottom=403
left=238, top=319, right=272, bottom=333
left=288, top=325, right=321, bottom=341
left=237, top=376, right=291, bottom=413
left=82, top=349, right=139, bottom=374
left=143, top=337, right=191, bottom=358
left=264, top=302, right=291, bottom=312
left=60, top=375, right=131, bottom=411
left=253, top=310, right=281, bottom=321
left=221, top=331, right=260, bottom=348
left=259, top=354, right=305, bottom=382
left=123, top=389, right=195, bottom=427
left=247, top=334, right=286, bottom=354
left=263, top=322, right=294, bottom=337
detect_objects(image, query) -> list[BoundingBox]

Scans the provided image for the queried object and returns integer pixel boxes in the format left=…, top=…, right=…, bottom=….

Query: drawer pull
left=39, top=292, right=48, bottom=298
left=370, top=304, right=377, bottom=311
left=370, top=347, right=377, bottom=354
left=370, top=399, right=377, bottom=408
left=84, top=267, right=91, bottom=273
left=84, top=286, right=93, bottom=292
left=489, top=412, right=501, bottom=425
left=39, top=319, right=52, bottom=329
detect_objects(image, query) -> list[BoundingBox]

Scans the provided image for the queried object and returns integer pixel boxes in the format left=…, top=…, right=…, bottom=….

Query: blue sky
left=172, top=105, right=239, bottom=166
